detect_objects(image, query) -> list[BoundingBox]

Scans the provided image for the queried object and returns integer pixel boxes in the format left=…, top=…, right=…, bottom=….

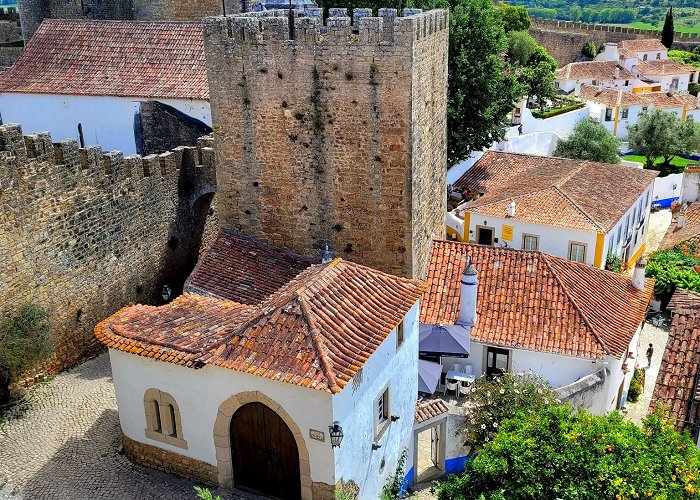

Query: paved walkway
left=0, top=354, right=237, bottom=500
left=646, top=209, right=672, bottom=254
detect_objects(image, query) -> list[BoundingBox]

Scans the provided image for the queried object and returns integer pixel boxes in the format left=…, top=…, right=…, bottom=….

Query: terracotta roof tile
left=636, top=60, right=693, bottom=77
left=650, top=290, right=700, bottom=432
left=0, top=19, right=208, bottom=100
left=184, top=229, right=314, bottom=304
left=420, top=241, right=653, bottom=360
left=555, top=61, right=634, bottom=81
left=638, top=91, right=700, bottom=110
left=415, top=399, right=449, bottom=424
left=454, top=151, right=657, bottom=233
left=660, top=202, right=700, bottom=250
left=578, top=85, right=646, bottom=107
left=96, top=259, right=427, bottom=394
left=619, top=39, right=668, bottom=54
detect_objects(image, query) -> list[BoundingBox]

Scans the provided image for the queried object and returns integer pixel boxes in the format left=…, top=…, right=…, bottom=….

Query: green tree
left=498, top=3, right=531, bottom=32
left=581, top=41, right=597, bottom=58
left=647, top=240, right=700, bottom=301
left=0, top=305, right=52, bottom=404
left=523, top=61, right=557, bottom=111
left=507, top=31, right=537, bottom=67
left=662, top=6, right=674, bottom=49
left=554, top=119, right=621, bottom=164
left=437, top=406, right=700, bottom=499
left=628, top=110, right=700, bottom=171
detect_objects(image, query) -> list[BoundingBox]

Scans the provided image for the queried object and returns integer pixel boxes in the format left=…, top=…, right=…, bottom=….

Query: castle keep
left=204, top=8, right=449, bottom=279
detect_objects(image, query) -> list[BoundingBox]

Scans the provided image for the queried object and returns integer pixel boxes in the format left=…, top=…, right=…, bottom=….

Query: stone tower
left=203, top=7, right=448, bottom=279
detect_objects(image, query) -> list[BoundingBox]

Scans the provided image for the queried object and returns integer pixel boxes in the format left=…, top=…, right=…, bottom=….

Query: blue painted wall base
left=399, top=456, right=470, bottom=497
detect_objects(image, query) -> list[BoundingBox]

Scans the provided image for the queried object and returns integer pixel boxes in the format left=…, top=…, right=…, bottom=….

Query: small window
left=152, top=401, right=162, bottom=433
left=642, top=106, right=648, bottom=112
left=592, top=79, right=597, bottom=85
left=625, top=80, right=629, bottom=86
left=656, top=52, right=661, bottom=60
left=621, top=107, right=629, bottom=119
left=569, top=242, right=587, bottom=263
left=671, top=77, right=679, bottom=90
left=396, top=320, right=405, bottom=349
left=169, top=404, right=177, bottom=437
left=143, top=389, right=187, bottom=449
left=554, top=81, right=560, bottom=89
left=643, top=54, right=648, bottom=61
left=522, top=234, right=539, bottom=251
left=374, top=387, right=390, bottom=438
left=605, top=108, right=613, bottom=121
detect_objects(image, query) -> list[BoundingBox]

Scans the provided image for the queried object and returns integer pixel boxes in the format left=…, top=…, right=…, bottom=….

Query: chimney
left=321, top=244, right=332, bottom=264
left=631, top=258, right=647, bottom=291
left=615, top=66, right=620, bottom=79
left=574, top=81, right=581, bottom=96
left=459, top=258, right=478, bottom=326
left=507, top=201, right=516, bottom=217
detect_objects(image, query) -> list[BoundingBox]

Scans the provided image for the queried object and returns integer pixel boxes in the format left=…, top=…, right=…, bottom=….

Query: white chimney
left=321, top=244, right=332, bottom=264
left=677, top=214, right=687, bottom=228
left=507, top=201, right=516, bottom=217
left=459, top=258, right=478, bottom=326
left=574, top=81, right=581, bottom=97
left=615, top=66, right=620, bottom=79
left=631, top=258, right=647, bottom=291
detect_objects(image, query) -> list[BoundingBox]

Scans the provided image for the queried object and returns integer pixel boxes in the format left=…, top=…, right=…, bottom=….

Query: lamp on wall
left=329, top=421, right=343, bottom=448
left=161, top=285, right=172, bottom=303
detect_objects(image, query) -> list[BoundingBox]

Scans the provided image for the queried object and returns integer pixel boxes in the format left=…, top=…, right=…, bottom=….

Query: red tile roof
left=184, top=229, right=314, bottom=304
left=578, top=85, right=646, bottom=107
left=636, top=60, right=693, bottom=77
left=96, top=259, right=427, bottom=394
left=650, top=289, right=700, bottom=432
left=639, top=91, right=700, bottom=111
left=415, top=399, right=449, bottom=424
left=454, top=151, right=658, bottom=233
left=421, top=241, right=653, bottom=360
left=660, top=202, right=700, bottom=251
left=619, top=39, right=668, bottom=54
left=555, top=61, right=634, bottom=81
left=0, top=19, right=208, bottom=100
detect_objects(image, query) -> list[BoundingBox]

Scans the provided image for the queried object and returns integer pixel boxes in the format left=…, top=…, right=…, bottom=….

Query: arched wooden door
left=230, top=402, right=301, bottom=500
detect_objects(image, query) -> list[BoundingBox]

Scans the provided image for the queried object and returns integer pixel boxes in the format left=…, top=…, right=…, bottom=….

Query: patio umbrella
left=418, top=359, right=443, bottom=395
left=419, top=323, right=471, bottom=357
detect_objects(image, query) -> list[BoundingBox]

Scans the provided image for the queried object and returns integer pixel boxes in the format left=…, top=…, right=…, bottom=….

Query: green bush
left=460, top=371, right=559, bottom=452
left=380, top=449, right=408, bottom=500
left=436, top=406, right=700, bottom=499
left=581, top=41, right=597, bottom=58
left=628, top=377, right=642, bottom=403
left=647, top=240, right=700, bottom=302
left=0, top=305, right=52, bottom=404
left=690, top=83, right=700, bottom=97
left=605, top=252, right=623, bottom=273
left=531, top=101, right=585, bottom=119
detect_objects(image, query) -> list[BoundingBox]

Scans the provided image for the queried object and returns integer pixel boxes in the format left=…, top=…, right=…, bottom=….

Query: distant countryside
left=0, top=0, right=16, bottom=10
left=509, top=0, right=700, bottom=33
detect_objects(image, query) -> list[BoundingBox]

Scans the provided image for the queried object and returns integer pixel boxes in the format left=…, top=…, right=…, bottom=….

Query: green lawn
left=624, top=155, right=697, bottom=176
left=618, top=22, right=700, bottom=34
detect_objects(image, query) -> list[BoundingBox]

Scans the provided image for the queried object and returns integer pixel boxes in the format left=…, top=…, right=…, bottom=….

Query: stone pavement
left=646, top=209, right=672, bottom=254
left=0, top=353, right=240, bottom=500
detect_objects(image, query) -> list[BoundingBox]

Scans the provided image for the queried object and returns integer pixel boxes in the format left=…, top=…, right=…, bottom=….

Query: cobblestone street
left=0, top=354, right=236, bottom=500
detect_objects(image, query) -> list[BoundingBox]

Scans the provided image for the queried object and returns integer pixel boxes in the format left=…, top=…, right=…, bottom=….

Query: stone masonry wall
left=530, top=18, right=700, bottom=66
left=204, top=8, right=448, bottom=279
left=132, top=0, right=238, bottom=21
left=123, top=435, right=219, bottom=486
left=0, top=124, right=217, bottom=374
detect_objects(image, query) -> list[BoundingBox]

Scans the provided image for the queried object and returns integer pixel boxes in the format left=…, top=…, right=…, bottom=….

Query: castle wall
left=131, top=0, right=230, bottom=21
left=204, top=9, right=448, bottom=279
left=529, top=18, right=700, bottom=66
left=0, top=124, right=217, bottom=373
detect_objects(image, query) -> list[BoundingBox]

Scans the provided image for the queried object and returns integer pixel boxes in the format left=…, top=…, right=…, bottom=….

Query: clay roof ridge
left=298, top=296, right=342, bottom=393
left=540, top=254, right=611, bottom=357
left=551, top=184, right=605, bottom=232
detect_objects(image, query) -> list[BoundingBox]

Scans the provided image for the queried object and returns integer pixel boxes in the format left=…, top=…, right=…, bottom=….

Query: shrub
left=193, top=487, right=221, bottom=500
left=581, top=41, right=597, bottom=58
left=461, top=371, right=559, bottom=452
left=605, top=252, right=623, bottom=273
left=436, top=406, right=700, bottom=499
left=380, top=449, right=408, bottom=500
left=646, top=240, right=700, bottom=301
left=628, top=368, right=645, bottom=403
left=531, top=101, right=585, bottom=119
left=0, top=305, right=52, bottom=404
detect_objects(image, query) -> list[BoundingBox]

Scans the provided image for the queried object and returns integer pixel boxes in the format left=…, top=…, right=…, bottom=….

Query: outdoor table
left=446, top=371, right=475, bottom=384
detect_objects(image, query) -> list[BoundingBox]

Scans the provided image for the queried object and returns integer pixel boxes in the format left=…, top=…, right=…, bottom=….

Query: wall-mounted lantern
left=161, top=285, right=172, bottom=303
left=329, top=421, right=343, bottom=448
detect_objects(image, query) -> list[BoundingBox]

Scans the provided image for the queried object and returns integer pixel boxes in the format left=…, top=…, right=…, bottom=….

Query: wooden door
left=230, top=402, right=301, bottom=500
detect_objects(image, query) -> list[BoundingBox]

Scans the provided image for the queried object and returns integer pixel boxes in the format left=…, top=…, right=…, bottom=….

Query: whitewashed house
left=0, top=19, right=211, bottom=155
left=554, top=60, right=638, bottom=93
left=419, top=240, right=654, bottom=415
left=95, top=230, right=426, bottom=500
left=447, top=151, right=658, bottom=269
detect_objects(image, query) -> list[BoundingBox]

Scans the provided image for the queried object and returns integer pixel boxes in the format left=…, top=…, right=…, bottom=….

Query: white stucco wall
left=0, top=93, right=211, bottom=155
left=465, top=213, right=597, bottom=266
left=495, top=132, right=561, bottom=156
left=109, top=348, right=336, bottom=484
left=653, top=173, right=683, bottom=205
left=604, top=183, right=653, bottom=262
left=332, top=302, right=419, bottom=498
left=519, top=103, right=590, bottom=137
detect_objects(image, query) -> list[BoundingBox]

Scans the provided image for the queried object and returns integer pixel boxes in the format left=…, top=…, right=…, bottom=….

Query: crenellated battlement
left=0, top=124, right=216, bottom=189
left=203, top=7, right=448, bottom=45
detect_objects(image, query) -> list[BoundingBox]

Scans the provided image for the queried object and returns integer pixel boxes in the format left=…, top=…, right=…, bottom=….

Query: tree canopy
left=662, top=7, right=674, bottom=49
left=437, top=405, right=700, bottom=499
left=554, top=119, right=621, bottom=164
left=499, top=3, right=531, bottom=32
left=628, top=110, right=700, bottom=172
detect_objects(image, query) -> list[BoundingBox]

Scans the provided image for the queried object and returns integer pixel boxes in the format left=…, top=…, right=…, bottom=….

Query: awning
left=419, top=323, right=471, bottom=357
left=418, top=359, right=443, bottom=395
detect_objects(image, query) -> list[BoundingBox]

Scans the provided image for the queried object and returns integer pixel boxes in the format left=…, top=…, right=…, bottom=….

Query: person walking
left=646, top=343, right=654, bottom=368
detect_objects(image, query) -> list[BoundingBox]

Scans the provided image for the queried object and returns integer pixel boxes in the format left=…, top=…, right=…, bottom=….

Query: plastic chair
left=459, top=380, right=472, bottom=397
left=463, top=364, right=474, bottom=376
left=444, top=373, right=459, bottom=396
left=449, top=363, right=463, bottom=373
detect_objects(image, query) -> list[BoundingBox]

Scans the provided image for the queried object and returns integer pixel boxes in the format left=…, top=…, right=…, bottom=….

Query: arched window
left=143, top=389, right=187, bottom=449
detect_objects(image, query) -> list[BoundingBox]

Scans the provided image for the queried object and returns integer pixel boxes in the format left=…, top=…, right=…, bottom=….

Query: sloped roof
left=454, top=151, right=658, bottom=233
left=636, top=60, right=692, bottom=76
left=650, top=289, right=700, bottom=433
left=420, top=241, right=653, bottom=360
left=639, top=91, right=699, bottom=110
left=415, top=399, right=449, bottom=424
left=0, top=19, right=208, bottom=100
left=555, top=61, right=634, bottom=81
left=184, top=229, right=314, bottom=304
left=96, top=259, right=426, bottom=394
left=660, top=202, right=700, bottom=250
left=578, top=84, right=646, bottom=107
left=619, top=39, right=668, bottom=54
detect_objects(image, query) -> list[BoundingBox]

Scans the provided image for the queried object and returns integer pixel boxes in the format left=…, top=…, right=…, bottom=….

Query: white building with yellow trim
left=447, top=151, right=658, bottom=269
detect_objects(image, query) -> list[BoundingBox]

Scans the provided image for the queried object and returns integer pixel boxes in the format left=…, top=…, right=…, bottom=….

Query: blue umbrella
left=418, top=359, right=443, bottom=395
left=419, top=323, right=471, bottom=356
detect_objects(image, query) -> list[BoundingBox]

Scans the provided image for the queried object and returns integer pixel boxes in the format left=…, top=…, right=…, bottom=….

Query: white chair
left=463, top=364, right=474, bottom=376
left=449, top=363, right=463, bottom=373
left=444, top=366, right=460, bottom=396
left=459, top=380, right=472, bottom=397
